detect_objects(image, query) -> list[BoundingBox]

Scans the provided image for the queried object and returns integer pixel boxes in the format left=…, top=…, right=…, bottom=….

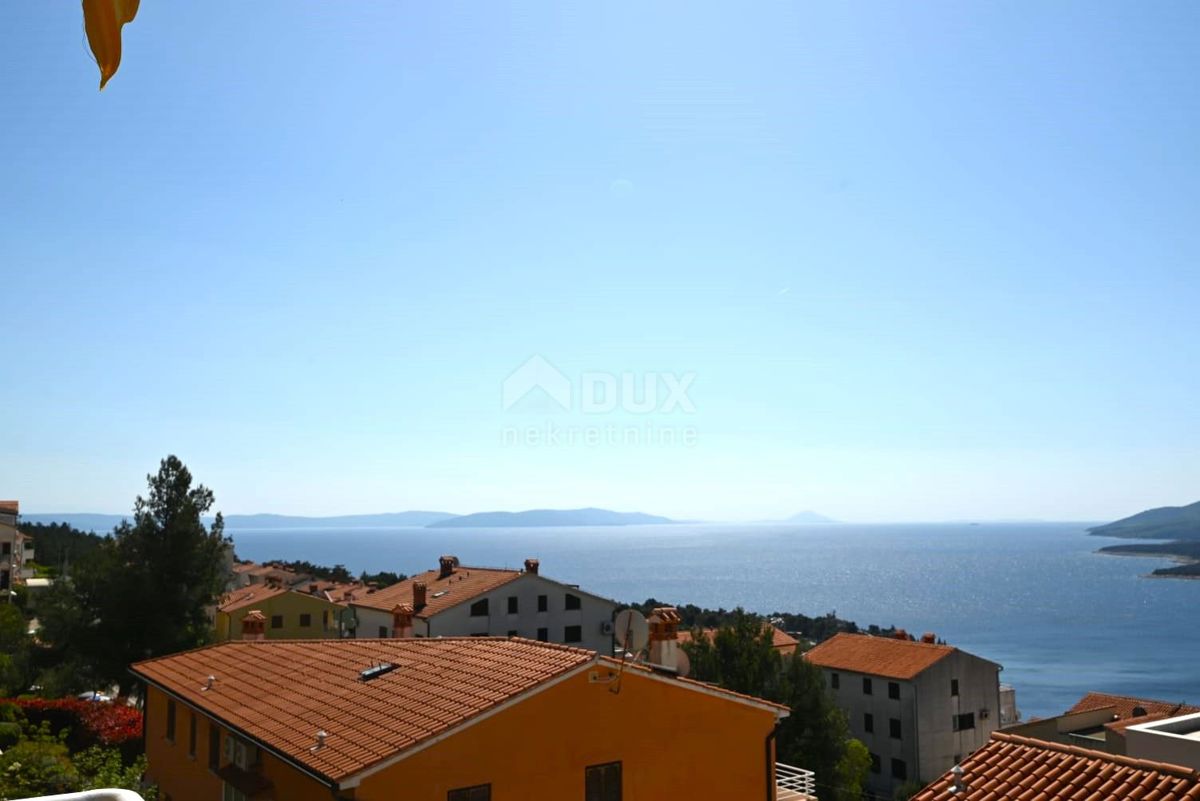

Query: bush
left=2, top=698, right=143, bottom=751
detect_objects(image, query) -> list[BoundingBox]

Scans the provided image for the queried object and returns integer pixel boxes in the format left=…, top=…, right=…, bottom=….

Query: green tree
left=39, top=456, right=231, bottom=694
left=681, top=608, right=782, bottom=696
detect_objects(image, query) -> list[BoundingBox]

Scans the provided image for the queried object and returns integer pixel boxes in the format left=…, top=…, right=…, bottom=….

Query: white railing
left=776, top=762, right=817, bottom=798
left=13, top=791, right=145, bottom=801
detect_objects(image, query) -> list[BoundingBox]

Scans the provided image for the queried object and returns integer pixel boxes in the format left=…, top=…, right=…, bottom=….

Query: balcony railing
left=13, top=791, right=145, bottom=801
left=776, top=761, right=817, bottom=799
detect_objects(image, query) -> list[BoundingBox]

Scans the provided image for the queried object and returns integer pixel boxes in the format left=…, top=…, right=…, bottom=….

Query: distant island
left=23, top=511, right=458, bottom=532
left=1091, top=500, right=1200, bottom=578
left=782, top=511, right=838, bottom=524
left=427, top=508, right=675, bottom=528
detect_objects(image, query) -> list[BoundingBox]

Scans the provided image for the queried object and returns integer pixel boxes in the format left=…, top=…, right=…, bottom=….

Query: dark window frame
left=951, top=678, right=959, bottom=697
left=831, top=672, right=840, bottom=689
left=889, top=718, right=902, bottom=739
left=565, top=593, right=582, bottom=610
left=507, top=596, right=518, bottom=614
left=299, top=613, right=312, bottom=627
left=862, top=677, right=873, bottom=695
left=469, top=598, right=489, bottom=617
left=537, top=594, right=548, bottom=612
left=888, top=681, right=900, bottom=699
left=447, top=783, right=491, bottom=801
left=864, top=713, right=874, bottom=733
left=891, top=758, right=907, bottom=780
left=953, top=712, right=976, bottom=731
left=208, top=722, right=220, bottom=771
left=585, top=760, right=622, bottom=801
left=564, top=625, right=582, bottom=643
left=536, top=627, right=549, bottom=642
left=869, top=753, right=881, bottom=774
left=270, top=614, right=283, bottom=629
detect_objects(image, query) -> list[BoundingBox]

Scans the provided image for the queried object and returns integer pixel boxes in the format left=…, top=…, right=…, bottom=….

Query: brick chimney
left=413, top=581, right=427, bottom=610
left=523, top=558, right=539, bottom=575
left=921, top=632, right=936, bottom=644
left=242, top=610, right=266, bottom=641
left=438, top=555, right=458, bottom=579
left=391, top=603, right=414, bottom=638
left=648, top=607, right=682, bottom=672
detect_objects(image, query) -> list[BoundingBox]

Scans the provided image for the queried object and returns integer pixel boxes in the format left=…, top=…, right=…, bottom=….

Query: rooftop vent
left=311, top=730, right=328, bottom=751
left=202, top=675, right=216, bottom=691
left=360, top=662, right=398, bottom=682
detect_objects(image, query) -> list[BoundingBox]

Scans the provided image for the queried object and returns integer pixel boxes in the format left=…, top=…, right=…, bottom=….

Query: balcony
left=776, top=762, right=817, bottom=800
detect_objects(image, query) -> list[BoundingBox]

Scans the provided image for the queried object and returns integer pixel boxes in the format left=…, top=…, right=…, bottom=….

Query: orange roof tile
left=350, top=565, right=521, bottom=615
left=910, top=732, right=1200, bottom=801
left=803, top=632, right=959, bottom=680
left=131, top=638, right=595, bottom=785
left=0, top=501, right=17, bottom=516
left=678, top=625, right=799, bottom=651
left=1068, top=692, right=1200, bottom=721
left=218, top=585, right=293, bottom=613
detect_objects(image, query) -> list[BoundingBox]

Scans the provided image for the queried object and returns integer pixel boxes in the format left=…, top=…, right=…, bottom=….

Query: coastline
left=1095, top=545, right=1200, bottom=580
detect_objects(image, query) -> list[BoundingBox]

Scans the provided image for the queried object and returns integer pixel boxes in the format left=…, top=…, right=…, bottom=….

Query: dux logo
left=503, top=356, right=696, bottom=414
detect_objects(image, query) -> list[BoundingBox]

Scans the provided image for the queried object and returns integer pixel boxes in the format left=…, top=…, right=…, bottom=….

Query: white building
left=1127, top=711, right=1200, bottom=770
left=0, top=500, right=34, bottom=594
left=805, top=632, right=1002, bottom=799
left=349, top=556, right=617, bottom=654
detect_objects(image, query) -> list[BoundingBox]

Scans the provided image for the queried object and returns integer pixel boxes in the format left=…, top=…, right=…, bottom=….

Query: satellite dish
left=675, top=647, right=691, bottom=678
left=613, top=609, right=649, bottom=653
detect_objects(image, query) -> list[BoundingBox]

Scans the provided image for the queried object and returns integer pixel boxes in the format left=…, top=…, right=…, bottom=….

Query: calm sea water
left=227, top=522, right=1198, bottom=718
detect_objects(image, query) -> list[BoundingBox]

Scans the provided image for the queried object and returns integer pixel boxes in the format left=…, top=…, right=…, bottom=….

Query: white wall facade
left=821, top=650, right=1000, bottom=799
left=353, top=573, right=617, bottom=654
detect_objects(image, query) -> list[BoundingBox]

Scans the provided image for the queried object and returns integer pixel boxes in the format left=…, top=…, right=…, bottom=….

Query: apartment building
left=1005, top=691, right=1200, bottom=755
left=214, top=582, right=364, bottom=641
left=0, top=500, right=33, bottom=595
left=349, top=556, right=617, bottom=653
left=806, top=632, right=1002, bottom=798
left=132, top=632, right=793, bottom=801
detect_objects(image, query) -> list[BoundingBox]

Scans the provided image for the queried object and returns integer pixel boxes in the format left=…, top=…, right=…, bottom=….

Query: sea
left=227, top=521, right=1198, bottom=719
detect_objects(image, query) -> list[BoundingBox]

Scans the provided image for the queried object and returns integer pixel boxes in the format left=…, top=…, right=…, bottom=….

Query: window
left=862, top=677, right=873, bottom=695
left=891, top=758, right=907, bottom=780
left=0, top=542, right=9, bottom=556
left=953, top=753, right=962, bottom=764
left=188, top=711, right=196, bottom=757
left=565, top=593, right=581, bottom=610
left=507, top=595, right=518, bottom=614
left=470, top=598, right=489, bottom=617
left=447, top=784, right=491, bottom=801
left=507, top=629, right=518, bottom=637
left=537, top=594, right=548, bottom=612
left=537, top=627, right=548, bottom=642
left=564, top=625, right=582, bottom=643
left=270, top=614, right=283, bottom=629
left=953, top=712, right=975, bottom=731
left=830, top=672, right=840, bottom=690
left=585, top=761, right=622, bottom=801
left=222, top=784, right=247, bottom=801
left=889, top=718, right=902, bottom=739
left=378, top=625, right=388, bottom=638
left=869, top=753, right=881, bottom=774
left=888, top=681, right=900, bottom=699
left=863, top=713, right=874, bottom=733
left=166, top=699, right=176, bottom=741
left=951, top=678, right=959, bottom=697
left=299, top=613, right=312, bottom=627
left=208, top=723, right=220, bottom=770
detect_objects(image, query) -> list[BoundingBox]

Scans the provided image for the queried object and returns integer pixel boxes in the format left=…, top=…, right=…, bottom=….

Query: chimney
left=647, top=607, right=682, bottom=672
left=242, top=610, right=266, bottom=641
left=391, top=603, right=415, bottom=638
left=438, top=555, right=458, bottom=579
left=921, top=632, right=936, bottom=644
left=309, top=583, right=319, bottom=595
left=524, top=558, right=539, bottom=575
left=413, top=581, right=427, bottom=610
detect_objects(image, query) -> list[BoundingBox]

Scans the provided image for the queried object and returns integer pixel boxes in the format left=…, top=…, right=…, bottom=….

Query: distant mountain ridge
left=427, top=508, right=674, bottom=528
left=1088, top=500, right=1200, bottom=540
left=22, top=511, right=457, bottom=532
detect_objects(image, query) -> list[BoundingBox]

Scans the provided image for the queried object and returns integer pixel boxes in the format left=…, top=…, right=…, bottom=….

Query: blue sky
left=2, top=2, right=1197, bottom=522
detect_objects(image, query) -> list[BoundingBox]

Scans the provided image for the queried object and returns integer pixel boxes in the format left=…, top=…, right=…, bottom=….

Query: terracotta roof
left=351, top=565, right=521, bottom=615
left=0, top=501, right=17, bottom=516
left=218, top=585, right=293, bottom=613
left=803, top=632, right=959, bottom=680
left=910, top=732, right=1200, bottom=801
left=678, top=625, right=799, bottom=651
left=1068, top=692, right=1200, bottom=721
left=133, top=638, right=596, bottom=784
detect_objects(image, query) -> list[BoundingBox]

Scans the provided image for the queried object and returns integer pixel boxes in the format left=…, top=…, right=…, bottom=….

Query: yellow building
left=133, top=612, right=802, bottom=801
left=214, top=584, right=349, bottom=641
